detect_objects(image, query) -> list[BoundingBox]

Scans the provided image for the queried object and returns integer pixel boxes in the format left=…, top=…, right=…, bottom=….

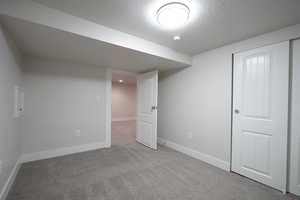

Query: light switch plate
left=75, top=129, right=81, bottom=137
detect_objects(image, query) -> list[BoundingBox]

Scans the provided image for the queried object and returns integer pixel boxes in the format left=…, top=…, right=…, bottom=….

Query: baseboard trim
left=158, top=137, right=230, bottom=171
left=20, top=142, right=106, bottom=163
left=112, top=117, right=136, bottom=122
left=157, top=137, right=167, bottom=145
left=0, top=159, right=21, bottom=200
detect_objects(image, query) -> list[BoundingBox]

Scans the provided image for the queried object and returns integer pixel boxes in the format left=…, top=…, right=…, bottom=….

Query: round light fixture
left=157, top=2, right=190, bottom=30
left=173, top=35, right=181, bottom=40
left=119, top=80, right=124, bottom=83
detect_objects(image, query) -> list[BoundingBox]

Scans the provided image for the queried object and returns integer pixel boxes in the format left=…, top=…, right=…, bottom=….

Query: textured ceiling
left=32, top=0, right=300, bottom=55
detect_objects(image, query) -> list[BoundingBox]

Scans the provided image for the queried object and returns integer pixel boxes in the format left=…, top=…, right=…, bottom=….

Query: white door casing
left=232, top=41, right=289, bottom=192
left=136, top=71, right=158, bottom=149
left=289, top=39, right=300, bottom=196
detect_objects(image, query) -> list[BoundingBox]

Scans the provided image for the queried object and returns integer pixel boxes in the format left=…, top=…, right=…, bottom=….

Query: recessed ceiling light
left=157, top=2, right=190, bottom=30
left=173, top=35, right=181, bottom=40
left=119, top=80, right=124, bottom=83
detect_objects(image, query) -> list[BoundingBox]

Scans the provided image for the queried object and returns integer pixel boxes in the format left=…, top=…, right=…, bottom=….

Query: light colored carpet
left=6, top=121, right=299, bottom=200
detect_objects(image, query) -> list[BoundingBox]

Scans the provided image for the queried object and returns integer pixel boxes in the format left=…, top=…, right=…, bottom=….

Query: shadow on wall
left=22, top=57, right=106, bottom=81
left=159, top=67, right=185, bottom=81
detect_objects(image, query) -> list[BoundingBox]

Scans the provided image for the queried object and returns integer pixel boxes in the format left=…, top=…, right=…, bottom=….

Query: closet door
left=232, top=41, right=289, bottom=192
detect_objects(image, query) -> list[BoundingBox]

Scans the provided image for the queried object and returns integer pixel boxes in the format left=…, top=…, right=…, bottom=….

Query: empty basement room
left=1, top=1, right=300, bottom=200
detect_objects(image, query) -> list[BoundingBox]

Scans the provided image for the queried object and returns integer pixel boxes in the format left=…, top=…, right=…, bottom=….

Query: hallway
left=112, top=121, right=136, bottom=146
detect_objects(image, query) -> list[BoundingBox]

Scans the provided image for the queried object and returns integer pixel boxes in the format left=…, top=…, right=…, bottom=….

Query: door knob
left=234, top=109, right=240, bottom=114
left=151, top=106, right=157, bottom=111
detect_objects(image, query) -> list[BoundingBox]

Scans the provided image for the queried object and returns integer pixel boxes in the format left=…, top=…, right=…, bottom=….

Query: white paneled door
left=136, top=71, right=158, bottom=150
left=232, top=41, right=289, bottom=192
left=290, top=39, right=300, bottom=196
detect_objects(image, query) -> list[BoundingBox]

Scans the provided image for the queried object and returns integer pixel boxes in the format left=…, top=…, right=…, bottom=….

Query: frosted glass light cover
left=157, top=2, right=190, bottom=30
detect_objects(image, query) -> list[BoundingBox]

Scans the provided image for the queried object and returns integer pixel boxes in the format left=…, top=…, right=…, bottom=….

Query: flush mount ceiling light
left=119, top=80, right=124, bottom=83
left=173, top=35, right=181, bottom=40
left=157, top=2, right=190, bottom=30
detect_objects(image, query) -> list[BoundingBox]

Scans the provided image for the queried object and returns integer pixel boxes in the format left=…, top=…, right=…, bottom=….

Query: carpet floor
left=6, top=122, right=299, bottom=200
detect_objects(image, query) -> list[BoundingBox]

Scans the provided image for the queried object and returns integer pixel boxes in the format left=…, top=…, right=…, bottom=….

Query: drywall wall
left=22, top=58, right=107, bottom=154
left=0, top=25, right=22, bottom=198
left=289, top=39, right=300, bottom=196
left=158, top=23, right=300, bottom=170
left=112, top=82, right=136, bottom=121
left=158, top=48, right=232, bottom=169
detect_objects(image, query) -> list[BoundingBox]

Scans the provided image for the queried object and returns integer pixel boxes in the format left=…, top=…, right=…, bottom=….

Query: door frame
left=105, top=69, right=138, bottom=148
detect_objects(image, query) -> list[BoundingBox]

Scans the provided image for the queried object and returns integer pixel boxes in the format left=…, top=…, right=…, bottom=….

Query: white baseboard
left=112, top=117, right=136, bottom=122
left=0, top=142, right=107, bottom=199
left=157, top=137, right=167, bottom=145
left=20, top=142, right=106, bottom=163
left=158, top=137, right=230, bottom=171
left=0, top=159, right=21, bottom=200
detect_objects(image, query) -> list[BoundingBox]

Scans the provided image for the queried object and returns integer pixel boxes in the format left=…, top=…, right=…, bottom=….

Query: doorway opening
left=111, top=71, right=137, bottom=146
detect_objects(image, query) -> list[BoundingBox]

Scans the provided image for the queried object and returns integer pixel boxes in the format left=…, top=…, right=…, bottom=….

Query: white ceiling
left=32, top=0, right=300, bottom=55
left=0, top=16, right=188, bottom=73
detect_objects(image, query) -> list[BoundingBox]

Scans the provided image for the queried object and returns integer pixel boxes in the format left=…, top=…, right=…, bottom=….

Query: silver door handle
left=151, top=106, right=157, bottom=111
left=234, top=109, right=240, bottom=114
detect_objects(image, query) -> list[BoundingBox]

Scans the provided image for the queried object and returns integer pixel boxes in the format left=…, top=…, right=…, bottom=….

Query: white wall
left=289, top=39, right=300, bottom=195
left=112, top=82, right=136, bottom=121
left=22, top=58, right=108, bottom=154
left=0, top=25, right=22, bottom=197
left=158, top=48, right=232, bottom=168
left=158, top=24, right=300, bottom=170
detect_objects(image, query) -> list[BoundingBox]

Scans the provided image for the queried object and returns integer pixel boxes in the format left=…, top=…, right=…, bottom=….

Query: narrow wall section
left=289, top=39, right=300, bottom=196
left=0, top=25, right=22, bottom=198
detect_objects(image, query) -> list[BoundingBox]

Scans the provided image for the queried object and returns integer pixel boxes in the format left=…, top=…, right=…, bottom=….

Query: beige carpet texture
left=6, top=121, right=299, bottom=200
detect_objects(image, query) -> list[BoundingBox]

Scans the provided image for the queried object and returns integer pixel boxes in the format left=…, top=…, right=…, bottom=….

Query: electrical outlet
left=75, top=129, right=81, bottom=137
left=0, top=160, right=2, bottom=175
